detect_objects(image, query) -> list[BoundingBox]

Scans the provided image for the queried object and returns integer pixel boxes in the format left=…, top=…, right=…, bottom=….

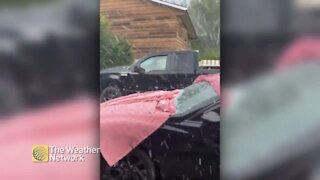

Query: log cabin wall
left=176, top=18, right=190, bottom=50
left=100, top=0, right=192, bottom=59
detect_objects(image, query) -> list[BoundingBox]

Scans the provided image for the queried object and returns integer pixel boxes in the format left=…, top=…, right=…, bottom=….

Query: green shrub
left=100, top=16, right=133, bottom=69
left=200, top=51, right=220, bottom=60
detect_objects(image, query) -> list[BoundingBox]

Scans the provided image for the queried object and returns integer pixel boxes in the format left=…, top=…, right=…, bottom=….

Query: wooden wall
left=101, top=0, right=192, bottom=59
left=176, top=18, right=190, bottom=50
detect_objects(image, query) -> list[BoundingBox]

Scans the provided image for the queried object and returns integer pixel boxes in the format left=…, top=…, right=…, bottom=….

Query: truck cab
left=100, top=51, right=219, bottom=102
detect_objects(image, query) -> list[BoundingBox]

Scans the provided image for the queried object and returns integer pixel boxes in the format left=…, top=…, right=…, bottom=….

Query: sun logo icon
left=32, top=145, right=49, bottom=162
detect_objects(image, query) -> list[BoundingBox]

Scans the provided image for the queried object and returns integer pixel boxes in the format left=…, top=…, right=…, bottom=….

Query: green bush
left=200, top=51, right=220, bottom=60
left=100, top=16, right=133, bottom=69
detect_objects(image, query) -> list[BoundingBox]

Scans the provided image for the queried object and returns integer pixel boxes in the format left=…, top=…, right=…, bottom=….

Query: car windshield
left=175, top=82, right=217, bottom=115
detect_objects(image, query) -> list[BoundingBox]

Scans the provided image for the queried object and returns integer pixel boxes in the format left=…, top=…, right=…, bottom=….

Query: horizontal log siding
left=176, top=17, right=190, bottom=50
left=101, top=0, right=191, bottom=59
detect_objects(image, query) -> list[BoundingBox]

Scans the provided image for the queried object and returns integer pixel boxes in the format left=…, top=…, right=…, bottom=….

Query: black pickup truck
left=100, top=51, right=219, bottom=101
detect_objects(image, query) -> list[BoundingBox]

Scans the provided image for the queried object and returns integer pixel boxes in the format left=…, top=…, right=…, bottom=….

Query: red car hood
left=100, top=90, right=179, bottom=166
left=100, top=74, right=220, bottom=166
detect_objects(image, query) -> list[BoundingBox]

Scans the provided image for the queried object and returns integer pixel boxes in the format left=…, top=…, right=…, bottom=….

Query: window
left=172, top=53, right=195, bottom=73
left=140, top=55, right=167, bottom=73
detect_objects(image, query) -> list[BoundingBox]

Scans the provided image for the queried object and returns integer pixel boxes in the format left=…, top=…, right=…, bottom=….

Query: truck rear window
left=171, top=52, right=195, bottom=73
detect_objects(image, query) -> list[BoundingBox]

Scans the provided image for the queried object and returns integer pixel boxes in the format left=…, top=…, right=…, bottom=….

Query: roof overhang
left=181, top=12, right=197, bottom=39
left=150, top=0, right=187, bottom=10
left=149, top=0, right=198, bottom=40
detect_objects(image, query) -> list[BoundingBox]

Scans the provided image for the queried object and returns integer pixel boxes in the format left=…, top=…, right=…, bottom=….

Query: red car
left=100, top=74, right=220, bottom=180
